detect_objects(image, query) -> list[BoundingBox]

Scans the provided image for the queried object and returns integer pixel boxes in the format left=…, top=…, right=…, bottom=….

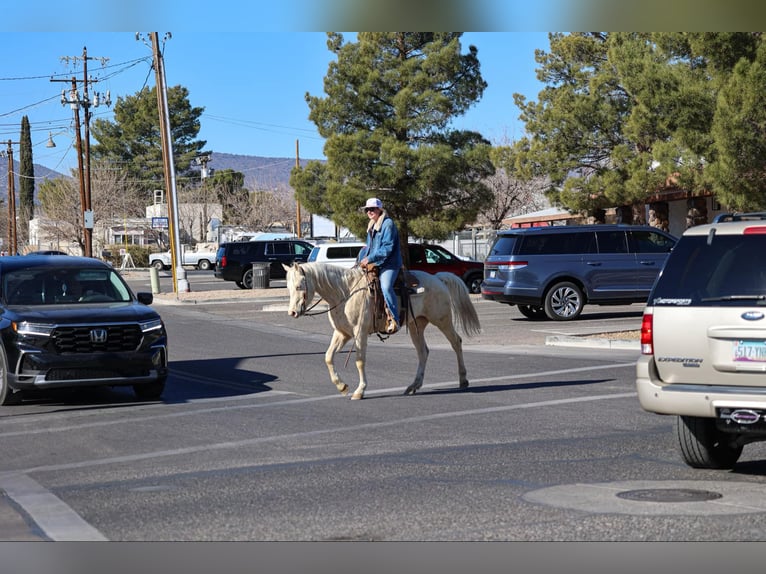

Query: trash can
left=251, top=263, right=270, bottom=289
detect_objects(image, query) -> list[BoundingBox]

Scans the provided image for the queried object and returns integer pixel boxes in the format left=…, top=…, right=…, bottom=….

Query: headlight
left=139, top=318, right=163, bottom=333
left=13, top=322, right=54, bottom=336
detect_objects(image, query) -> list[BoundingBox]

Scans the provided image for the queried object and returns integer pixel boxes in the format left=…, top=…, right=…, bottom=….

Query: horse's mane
left=301, top=262, right=365, bottom=300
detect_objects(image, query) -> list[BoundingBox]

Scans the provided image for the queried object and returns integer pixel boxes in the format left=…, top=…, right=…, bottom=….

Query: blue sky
left=0, top=32, right=550, bottom=175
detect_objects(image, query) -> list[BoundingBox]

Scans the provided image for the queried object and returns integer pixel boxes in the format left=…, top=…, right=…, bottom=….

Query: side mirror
left=137, top=292, right=154, bottom=305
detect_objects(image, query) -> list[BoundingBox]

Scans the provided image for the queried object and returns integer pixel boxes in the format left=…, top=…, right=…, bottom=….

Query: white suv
left=637, top=212, right=766, bottom=469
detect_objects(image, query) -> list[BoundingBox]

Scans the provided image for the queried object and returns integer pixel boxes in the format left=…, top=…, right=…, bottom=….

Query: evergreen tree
left=291, top=33, right=494, bottom=250
left=89, top=85, right=206, bottom=202
left=19, top=116, right=34, bottom=242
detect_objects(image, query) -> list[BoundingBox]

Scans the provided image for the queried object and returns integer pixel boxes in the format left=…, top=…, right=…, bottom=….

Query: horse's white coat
left=284, top=262, right=481, bottom=400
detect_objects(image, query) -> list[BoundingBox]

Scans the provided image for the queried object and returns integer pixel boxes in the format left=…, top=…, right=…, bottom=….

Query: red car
left=407, top=243, right=483, bottom=294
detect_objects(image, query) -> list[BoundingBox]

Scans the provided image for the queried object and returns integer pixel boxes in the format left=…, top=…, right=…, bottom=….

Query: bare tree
left=477, top=168, right=549, bottom=229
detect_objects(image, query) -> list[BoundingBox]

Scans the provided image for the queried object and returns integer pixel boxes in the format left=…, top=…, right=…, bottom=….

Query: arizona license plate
left=733, top=340, right=766, bottom=362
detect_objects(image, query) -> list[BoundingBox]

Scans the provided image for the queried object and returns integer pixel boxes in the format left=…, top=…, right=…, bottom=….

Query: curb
left=545, top=335, right=640, bottom=350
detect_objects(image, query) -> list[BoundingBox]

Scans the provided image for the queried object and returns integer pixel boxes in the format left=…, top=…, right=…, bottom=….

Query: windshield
left=651, top=234, right=766, bottom=306
left=3, top=267, right=133, bottom=306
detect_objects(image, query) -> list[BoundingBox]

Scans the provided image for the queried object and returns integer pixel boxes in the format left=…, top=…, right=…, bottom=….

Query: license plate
left=733, top=340, right=766, bottom=362
left=489, top=270, right=496, bottom=279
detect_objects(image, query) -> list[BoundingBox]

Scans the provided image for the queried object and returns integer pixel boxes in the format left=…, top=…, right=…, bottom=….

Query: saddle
left=363, top=265, right=423, bottom=335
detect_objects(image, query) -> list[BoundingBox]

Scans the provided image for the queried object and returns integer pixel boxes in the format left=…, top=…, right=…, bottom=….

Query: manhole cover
left=616, top=488, right=722, bottom=503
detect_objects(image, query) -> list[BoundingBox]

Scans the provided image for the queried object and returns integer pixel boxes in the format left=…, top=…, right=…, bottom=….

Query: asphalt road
left=2, top=270, right=766, bottom=547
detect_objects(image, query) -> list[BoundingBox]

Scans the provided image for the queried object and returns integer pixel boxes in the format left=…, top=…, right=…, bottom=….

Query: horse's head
left=283, top=263, right=311, bottom=317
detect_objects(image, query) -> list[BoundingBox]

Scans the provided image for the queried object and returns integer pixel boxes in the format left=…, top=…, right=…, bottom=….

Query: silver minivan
left=481, top=224, right=677, bottom=320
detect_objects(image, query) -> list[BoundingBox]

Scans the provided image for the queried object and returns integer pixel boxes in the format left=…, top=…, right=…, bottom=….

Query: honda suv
left=481, top=224, right=677, bottom=320
left=637, top=212, right=766, bottom=469
left=214, top=239, right=314, bottom=289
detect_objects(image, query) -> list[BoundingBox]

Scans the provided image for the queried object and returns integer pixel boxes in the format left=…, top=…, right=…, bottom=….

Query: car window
left=518, top=232, right=594, bottom=255
left=230, top=242, right=255, bottom=256
left=629, top=230, right=675, bottom=253
left=268, top=242, right=291, bottom=256
left=651, top=234, right=766, bottom=304
left=595, top=230, right=628, bottom=253
left=3, top=268, right=131, bottom=305
left=294, top=242, right=313, bottom=256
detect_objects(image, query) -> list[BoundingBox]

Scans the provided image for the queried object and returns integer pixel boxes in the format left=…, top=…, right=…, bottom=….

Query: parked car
left=307, top=242, right=484, bottom=293
left=636, top=212, right=766, bottom=469
left=407, top=243, right=484, bottom=294
left=26, top=250, right=68, bottom=256
left=0, top=255, right=168, bottom=405
left=149, top=243, right=217, bottom=271
left=481, top=224, right=677, bottom=321
left=214, top=239, right=315, bottom=289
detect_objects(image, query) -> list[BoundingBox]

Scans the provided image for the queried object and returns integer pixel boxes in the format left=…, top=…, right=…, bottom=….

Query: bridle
left=292, top=268, right=369, bottom=317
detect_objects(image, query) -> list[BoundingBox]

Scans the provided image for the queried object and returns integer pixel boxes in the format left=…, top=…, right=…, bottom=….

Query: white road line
left=0, top=474, right=107, bottom=541
left=0, top=362, right=634, bottom=438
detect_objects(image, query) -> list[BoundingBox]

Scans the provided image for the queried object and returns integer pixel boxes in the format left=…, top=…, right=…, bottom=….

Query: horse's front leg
left=326, top=330, right=350, bottom=396
left=404, top=317, right=429, bottom=395
left=351, top=334, right=369, bottom=400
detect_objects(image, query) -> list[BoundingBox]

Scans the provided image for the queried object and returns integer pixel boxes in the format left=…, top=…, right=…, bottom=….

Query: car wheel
left=241, top=268, right=254, bottom=290
left=197, top=259, right=212, bottom=271
left=151, top=260, right=165, bottom=272
left=0, top=346, right=20, bottom=405
left=517, top=304, right=547, bottom=320
left=544, top=281, right=584, bottom=321
left=133, top=378, right=166, bottom=401
left=676, top=415, right=743, bottom=470
left=466, top=274, right=482, bottom=294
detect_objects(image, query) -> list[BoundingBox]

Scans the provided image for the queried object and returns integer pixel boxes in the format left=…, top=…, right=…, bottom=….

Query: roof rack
left=713, top=212, right=766, bottom=223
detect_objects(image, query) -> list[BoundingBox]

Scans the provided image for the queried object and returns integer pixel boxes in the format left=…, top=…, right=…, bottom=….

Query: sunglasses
left=365, top=207, right=378, bottom=213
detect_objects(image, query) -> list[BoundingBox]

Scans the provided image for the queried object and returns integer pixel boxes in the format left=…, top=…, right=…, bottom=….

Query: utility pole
left=148, top=32, right=188, bottom=294
left=51, top=48, right=110, bottom=257
left=295, top=139, right=301, bottom=237
left=1, top=141, right=20, bottom=254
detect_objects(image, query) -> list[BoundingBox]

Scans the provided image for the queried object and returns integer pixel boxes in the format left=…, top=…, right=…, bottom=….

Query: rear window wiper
left=701, top=294, right=766, bottom=302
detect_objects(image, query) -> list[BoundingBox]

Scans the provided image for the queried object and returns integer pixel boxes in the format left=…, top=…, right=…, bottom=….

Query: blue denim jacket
left=365, top=212, right=402, bottom=272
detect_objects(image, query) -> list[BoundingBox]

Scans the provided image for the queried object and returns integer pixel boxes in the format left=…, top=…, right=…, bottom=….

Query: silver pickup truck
left=149, top=243, right=217, bottom=271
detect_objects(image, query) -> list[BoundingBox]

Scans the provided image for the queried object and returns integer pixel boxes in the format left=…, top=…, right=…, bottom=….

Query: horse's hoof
left=459, top=381, right=469, bottom=389
left=351, top=392, right=364, bottom=400
left=338, top=384, right=349, bottom=395
left=404, top=387, right=416, bottom=395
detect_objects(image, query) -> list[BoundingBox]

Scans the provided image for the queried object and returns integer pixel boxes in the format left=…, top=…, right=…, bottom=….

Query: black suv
left=214, top=239, right=314, bottom=289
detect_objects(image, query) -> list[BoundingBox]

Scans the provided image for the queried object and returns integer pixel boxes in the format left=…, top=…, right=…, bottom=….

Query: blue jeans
left=379, top=267, right=399, bottom=326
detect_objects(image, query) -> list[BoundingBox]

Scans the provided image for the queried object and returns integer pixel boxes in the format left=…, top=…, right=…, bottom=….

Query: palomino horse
left=283, top=262, right=481, bottom=400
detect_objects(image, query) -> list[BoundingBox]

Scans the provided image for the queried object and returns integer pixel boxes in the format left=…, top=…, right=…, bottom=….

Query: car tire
left=197, top=259, right=212, bottom=271
left=517, top=304, right=547, bottom=320
left=0, top=346, right=20, bottom=406
left=133, top=378, right=166, bottom=401
left=466, top=274, right=482, bottom=294
left=675, top=415, right=742, bottom=469
left=241, top=268, right=254, bottom=290
left=544, top=281, right=584, bottom=321
left=151, top=260, right=165, bottom=272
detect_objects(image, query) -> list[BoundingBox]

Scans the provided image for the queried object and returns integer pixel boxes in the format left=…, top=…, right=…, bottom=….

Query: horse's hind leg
left=404, top=317, right=429, bottom=395
left=326, top=330, right=350, bottom=396
left=435, top=319, right=469, bottom=389
left=351, top=335, right=369, bottom=400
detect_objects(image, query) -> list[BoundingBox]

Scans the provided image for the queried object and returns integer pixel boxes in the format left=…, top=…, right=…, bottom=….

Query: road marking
left=0, top=361, right=637, bottom=540
left=0, top=474, right=107, bottom=541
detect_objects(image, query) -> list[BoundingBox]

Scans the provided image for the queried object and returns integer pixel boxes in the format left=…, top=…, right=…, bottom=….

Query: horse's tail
left=435, top=272, right=482, bottom=337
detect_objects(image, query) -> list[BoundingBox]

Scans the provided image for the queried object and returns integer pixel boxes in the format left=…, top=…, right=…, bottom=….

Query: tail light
left=220, top=255, right=227, bottom=268
left=640, top=311, right=654, bottom=355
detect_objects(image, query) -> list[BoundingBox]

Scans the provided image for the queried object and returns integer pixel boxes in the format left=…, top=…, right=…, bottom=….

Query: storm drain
left=523, top=480, right=766, bottom=516
left=616, top=488, right=722, bottom=503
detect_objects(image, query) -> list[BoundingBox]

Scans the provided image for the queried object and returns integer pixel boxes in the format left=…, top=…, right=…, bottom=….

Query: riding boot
left=384, top=308, right=399, bottom=334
